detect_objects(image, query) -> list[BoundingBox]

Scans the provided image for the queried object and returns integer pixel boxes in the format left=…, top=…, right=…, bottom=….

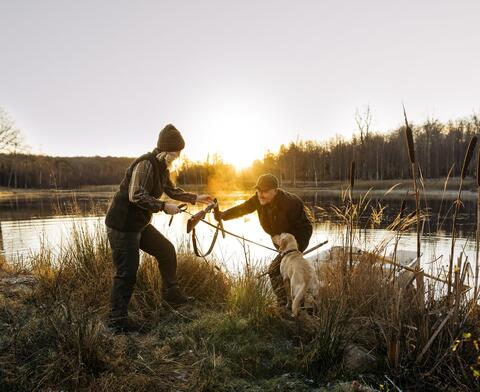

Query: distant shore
left=0, top=178, right=477, bottom=202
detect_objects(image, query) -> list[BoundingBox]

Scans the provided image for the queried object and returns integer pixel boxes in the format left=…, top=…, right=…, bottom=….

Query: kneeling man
left=215, top=174, right=313, bottom=306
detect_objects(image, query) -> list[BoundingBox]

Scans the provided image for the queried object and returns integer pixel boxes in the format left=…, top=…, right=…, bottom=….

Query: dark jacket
left=221, top=189, right=313, bottom=251
left=105, top=151, right=196, bottom=232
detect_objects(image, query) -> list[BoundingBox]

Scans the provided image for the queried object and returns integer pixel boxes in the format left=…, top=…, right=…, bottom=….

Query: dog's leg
left=284, top=278, right=292, bottom=310
left=291, top=283, right=307, bottom=317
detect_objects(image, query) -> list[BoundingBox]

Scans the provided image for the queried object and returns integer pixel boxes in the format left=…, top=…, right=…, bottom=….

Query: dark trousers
left=267, top=254, right=287, bottom=305
left=107, top=224, right=177, bottom=321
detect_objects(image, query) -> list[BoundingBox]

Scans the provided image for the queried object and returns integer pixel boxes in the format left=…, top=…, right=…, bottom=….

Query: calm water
left=0, top=191, right=477, bottom=280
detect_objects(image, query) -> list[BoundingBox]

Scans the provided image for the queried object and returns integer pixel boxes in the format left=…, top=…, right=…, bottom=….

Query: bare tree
left=355, top=106, right=373, bottom=179
left=355, top=105, right=372, bottom=144
left=0, top=107, right=22, bottom=153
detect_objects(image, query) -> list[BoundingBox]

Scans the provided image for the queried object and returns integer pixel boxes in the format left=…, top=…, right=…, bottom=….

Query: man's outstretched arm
left=164, top=171, right=198, bottom=204
left=218, top=195, right=258, bottom=221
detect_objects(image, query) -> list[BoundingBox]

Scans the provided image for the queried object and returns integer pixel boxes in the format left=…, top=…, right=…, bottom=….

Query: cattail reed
left=404, top=124, right=416, bottom=165
left=461, top=136, right=477, bottom=179
left=474, top=146, right=480, bottom=302
left=448, top=135, right=477, bottom=302
left=403, top=106, right=420, bottom=259
left=403, top=106, right=425, bottom=313
left=349, top=160, right=355, bottom=269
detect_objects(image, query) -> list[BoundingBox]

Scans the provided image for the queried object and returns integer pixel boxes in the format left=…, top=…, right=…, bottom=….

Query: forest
left=1, top=115, right=479, bottom=189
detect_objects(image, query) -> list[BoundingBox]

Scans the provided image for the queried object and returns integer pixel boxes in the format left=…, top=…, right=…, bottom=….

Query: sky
left=1, top=0, right=479, bottom=168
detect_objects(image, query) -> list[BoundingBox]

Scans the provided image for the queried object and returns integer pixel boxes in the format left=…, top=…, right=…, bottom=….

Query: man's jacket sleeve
left=221, top=195, right=258, bottom=220
left=128, top=160, right=164, bottom=212
left=164, top=171, right=197, bottom=204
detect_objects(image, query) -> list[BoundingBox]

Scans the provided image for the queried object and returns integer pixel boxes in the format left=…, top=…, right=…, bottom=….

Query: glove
left=163, top=203, right=182, bottom=215
left=214, top=209, right=224, bottom=222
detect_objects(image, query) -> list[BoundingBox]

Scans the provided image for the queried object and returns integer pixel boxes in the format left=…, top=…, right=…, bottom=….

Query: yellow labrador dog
left=273, top=233, right=320, bottom=317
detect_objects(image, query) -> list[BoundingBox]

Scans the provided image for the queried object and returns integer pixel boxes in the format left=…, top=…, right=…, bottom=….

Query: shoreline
left=0, top=178, right=478, bottom=201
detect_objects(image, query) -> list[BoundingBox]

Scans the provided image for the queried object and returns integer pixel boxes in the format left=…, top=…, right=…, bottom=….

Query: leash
left=180, top=207, right=278, bottom=256
left=170, top=202, right=328, bottom=259
left=191, top=226, right=220, bottom=257
left=255, top=240, right=329, bottom=278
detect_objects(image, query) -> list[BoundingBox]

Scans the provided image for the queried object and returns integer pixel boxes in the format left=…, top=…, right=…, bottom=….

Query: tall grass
left=447, top=136, right=477, bottom=303
left=1, top=181, right=480, bottom=391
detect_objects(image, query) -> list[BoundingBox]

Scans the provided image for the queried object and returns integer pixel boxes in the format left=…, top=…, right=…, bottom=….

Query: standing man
left=215, top=174, right=313, bottom=306
left=105, top=124, right=213, bottom=333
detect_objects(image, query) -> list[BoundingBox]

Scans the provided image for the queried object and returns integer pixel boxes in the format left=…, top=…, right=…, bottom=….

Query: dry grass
left=0, top=188, right=479, bottom=391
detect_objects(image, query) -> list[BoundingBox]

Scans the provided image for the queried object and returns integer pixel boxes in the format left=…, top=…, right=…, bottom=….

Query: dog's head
left=273, top=233, right=298, bottom=252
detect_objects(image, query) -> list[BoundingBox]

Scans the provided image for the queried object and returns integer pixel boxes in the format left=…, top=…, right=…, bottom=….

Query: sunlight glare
left=189, top=95, right=279, bottom=170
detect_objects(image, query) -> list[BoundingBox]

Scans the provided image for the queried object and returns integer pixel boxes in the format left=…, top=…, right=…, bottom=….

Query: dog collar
left=281, top=249, right=299, bottom=258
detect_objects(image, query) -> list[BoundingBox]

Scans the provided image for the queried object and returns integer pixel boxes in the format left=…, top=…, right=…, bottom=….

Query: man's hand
left=196, top=194, right=214, bottom=204
left=163, top=203, right=182, bottom=215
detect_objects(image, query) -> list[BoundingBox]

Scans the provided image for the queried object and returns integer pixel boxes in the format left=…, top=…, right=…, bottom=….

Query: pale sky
left=1, top=0, right=479, bottom=168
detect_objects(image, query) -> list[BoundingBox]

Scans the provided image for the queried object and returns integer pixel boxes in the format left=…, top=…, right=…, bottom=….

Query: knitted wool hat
left=254, top=173, right=279, bottom=191
left=157, top=124, right=185, bottom=152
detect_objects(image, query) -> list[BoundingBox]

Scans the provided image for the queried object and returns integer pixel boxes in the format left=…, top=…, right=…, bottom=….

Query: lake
left=0, top=190, right=477, bottom=281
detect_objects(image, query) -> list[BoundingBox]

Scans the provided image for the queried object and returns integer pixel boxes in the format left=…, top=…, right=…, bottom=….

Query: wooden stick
left=375, top=255, right=472, bottom=290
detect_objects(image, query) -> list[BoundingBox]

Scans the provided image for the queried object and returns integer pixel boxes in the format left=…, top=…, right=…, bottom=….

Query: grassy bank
left=0, top=214, right=479, bottom=391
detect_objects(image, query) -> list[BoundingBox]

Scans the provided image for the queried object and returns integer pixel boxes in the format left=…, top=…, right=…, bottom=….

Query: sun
left=200, top=101, right=274, bottom=170
left=219, top=138, right=263, bottom=170
left=185, top=89, right=283, bottom=169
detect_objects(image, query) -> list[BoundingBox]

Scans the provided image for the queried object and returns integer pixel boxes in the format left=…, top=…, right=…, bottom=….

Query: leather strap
left=191, top=223, right=221, bottom=257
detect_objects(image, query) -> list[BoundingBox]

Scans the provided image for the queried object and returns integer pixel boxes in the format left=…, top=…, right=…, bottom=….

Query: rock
left=342, top=344, right=377, bottom=374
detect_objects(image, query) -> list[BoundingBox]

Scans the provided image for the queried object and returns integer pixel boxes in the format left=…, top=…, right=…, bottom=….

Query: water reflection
left=1, top=191, right=476, bottom=235
left=0, top=192, right=477, bottom=284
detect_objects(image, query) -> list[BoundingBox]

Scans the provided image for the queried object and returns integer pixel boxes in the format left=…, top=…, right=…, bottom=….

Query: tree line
left=0, top=154, right=133, bottom=189
left=178, top=115, right=480, bottom=187
left=0, top=115, right=479, bottom=189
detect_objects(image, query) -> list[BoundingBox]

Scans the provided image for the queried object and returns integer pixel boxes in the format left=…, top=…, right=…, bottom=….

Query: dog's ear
left=279, top=236, right=289, bottom=251
left=272, top=235, right=280, bottom=245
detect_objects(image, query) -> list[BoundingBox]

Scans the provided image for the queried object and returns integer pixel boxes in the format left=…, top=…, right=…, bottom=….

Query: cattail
left=475, top=148, right=480, bottom=301
left=477, top=148, right=480, bottom=187
left=461, top=136, right=477, bottom=179
left=403, top=105, right=415, bottom=164
left=350, top=161, right=356, bottom=189
left=448, top=135, right=477, bottom=302
left=402, top=105, right=424, bottom=312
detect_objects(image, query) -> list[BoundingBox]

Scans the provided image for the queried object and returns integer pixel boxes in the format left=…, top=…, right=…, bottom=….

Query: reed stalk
left=391, top=196, right=407, bottom=284
left=403, top=106, right=425, bottom=311
left=475, top=148, right=480, bottom=303
left=349, top=160, right=355, bottom=270
left=447, top=136, right=477, bottom=303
